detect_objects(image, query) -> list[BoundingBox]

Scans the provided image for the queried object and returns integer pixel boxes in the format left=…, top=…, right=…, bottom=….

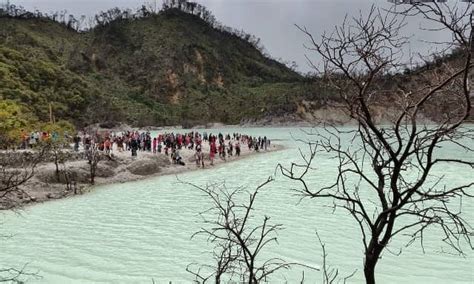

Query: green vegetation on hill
left=0, top=3, right=312, bottom=131
left=0, top=0, right=468, bottom=140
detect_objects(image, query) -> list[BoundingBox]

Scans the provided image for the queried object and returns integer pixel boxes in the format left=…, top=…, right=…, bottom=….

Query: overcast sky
left=5, top=0, right=458, bottom=73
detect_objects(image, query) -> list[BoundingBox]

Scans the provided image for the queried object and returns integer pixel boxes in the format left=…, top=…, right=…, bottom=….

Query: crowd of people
left=18, top=130, right=68, bottom=149
left=16, top=129, right=272, bottom=168
left=73, top=130, right=271, bottom=167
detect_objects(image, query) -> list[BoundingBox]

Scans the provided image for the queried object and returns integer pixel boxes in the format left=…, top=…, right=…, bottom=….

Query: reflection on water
left=1, top=127, right=472, bottom=283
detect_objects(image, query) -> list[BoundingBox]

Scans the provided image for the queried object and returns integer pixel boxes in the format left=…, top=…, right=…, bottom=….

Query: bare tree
left=0, top=147, right=46, bottom=282
left=86, top=143, right=101, bottom=185
left=0, top=264, right=39, bottom=283
left=184, top=177, right=305, bottom=283
left=280, top=2, right=472, bottom=284
left=61, top=164, right=79, bottom=195
left=315, top=232, right=357, bottom=284
left=46, top=140, right=68, bottom=183
left=0, top=147, right=47, bottom=209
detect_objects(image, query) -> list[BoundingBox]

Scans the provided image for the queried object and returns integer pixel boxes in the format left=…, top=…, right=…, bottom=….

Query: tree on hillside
left=0, top=100, right=33, bottom=149
left=1, top=0, right=271, bottom=64
left=279, top=2, right=472, bottom=284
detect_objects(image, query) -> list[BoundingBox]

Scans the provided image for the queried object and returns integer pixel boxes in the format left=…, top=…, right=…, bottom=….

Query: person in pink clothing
left=152, top=138, right=157, bottom=153
left=235, top=140, right=241, bottom=156
left=185, top=135, right=190, bottom=148
left=210, top=141, right=217, bottom=165
left=177, top=134, right=183, bottom=149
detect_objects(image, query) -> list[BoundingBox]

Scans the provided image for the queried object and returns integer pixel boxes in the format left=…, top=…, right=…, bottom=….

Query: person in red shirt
left=210, top=141, right=217, bottom=165
left=177, top=134, right=183, bottom=149
left=185, top=135, right=190, bottom=148
left=20, top=129, right=28, bottom=149
left=104, top=138, right=112, bottom=156
left=152, top=138, right=157, bottom=153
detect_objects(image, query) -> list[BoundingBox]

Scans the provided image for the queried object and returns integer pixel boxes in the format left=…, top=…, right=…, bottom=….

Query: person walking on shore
left=210, top=140, right=216, bottom=165
left=235, top=140, right=241, bottom=157
left=104, top=138, right=112, bottom=156
left=227, top=140, right=233, bottom=156
left=73, top=134, right=81, bottom=152
left=195, top=144, right=204, bottom=168
left=130, top=138, right=138, bottom=157
left=152, top=138, right=157, bottom=153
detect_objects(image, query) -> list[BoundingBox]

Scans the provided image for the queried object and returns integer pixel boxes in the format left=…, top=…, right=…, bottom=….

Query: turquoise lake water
left=1, top=127, right=473, bottom=283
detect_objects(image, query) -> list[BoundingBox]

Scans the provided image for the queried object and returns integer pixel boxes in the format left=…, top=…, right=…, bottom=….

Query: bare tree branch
left=285, top=2, right=473, bottom=283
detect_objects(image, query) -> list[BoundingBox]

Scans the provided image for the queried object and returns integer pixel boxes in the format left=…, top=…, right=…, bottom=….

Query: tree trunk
left=364, top=255, right=377, bottom=284
left=364, top=239, right=385, bottom=284
left=248, top=261, right=256, bottom=284
left=90, top=165, right=95, bottom=185
left=54, top=154, right=60, bottom=182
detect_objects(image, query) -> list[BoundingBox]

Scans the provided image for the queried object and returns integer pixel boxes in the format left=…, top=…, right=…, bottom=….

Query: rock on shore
left=127, top=156, right=170, bottom=175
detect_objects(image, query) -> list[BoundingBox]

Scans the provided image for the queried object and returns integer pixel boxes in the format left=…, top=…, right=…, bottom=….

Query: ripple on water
left=1, top=127, right=473, bottom=283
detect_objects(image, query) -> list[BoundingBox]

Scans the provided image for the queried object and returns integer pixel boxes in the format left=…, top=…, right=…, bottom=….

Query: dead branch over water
left=280, top=2, right=472, bottom=284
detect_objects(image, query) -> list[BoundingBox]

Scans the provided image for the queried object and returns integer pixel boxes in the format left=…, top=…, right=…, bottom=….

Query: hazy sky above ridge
left=5, top=0, right=460, bottom=73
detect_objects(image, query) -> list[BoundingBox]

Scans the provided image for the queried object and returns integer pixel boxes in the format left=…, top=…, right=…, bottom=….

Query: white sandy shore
left=6, top=143, right=283, bottom=208
left=92, top=143, right=283, bottom=184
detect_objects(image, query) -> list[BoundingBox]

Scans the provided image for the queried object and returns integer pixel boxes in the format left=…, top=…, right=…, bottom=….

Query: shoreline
left=91, top=143, right=285, bottom=187
left=92, top=119, right=472, bottom=134
left=6, top=143, right=284, bottom=209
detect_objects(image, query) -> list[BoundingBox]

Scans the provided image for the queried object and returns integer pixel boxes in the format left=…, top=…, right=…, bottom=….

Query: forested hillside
left=0, top=0, right=469, bottom=136
left=0, top=2, right=313, bottom=129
